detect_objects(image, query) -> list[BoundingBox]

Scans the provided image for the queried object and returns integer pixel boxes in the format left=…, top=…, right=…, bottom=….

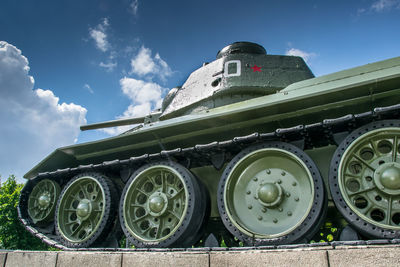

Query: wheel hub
left=76, top=199, right=92, bottom=219
left=380, top=166, right=400, bottom=189
left=148, top=192, right=168, bottom=216
left=149, top=196, right=165, bottom=213
left=374, top=162, right=400, bottom=195
left=38, top=194, right=51, bottom=208
left=258, top=182, right=283, bottom=207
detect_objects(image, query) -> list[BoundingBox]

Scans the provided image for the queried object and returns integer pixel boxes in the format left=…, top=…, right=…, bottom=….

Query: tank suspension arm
left=80, top=116, right=145, bottom=131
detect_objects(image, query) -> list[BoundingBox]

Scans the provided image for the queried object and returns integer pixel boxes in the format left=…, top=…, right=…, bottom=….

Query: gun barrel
left=80, top=117, right=145, bottom=131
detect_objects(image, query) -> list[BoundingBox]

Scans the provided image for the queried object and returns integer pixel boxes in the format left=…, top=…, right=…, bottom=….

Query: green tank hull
left=19, top=42, right=400, bottom=248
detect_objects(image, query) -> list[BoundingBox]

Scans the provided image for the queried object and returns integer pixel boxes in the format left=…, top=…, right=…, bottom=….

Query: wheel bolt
left=286, top=192, right=291, bottom=197
left=246, top=190, right=251, bottom=195
left=258, top=216, right=262, bottom=221
left=281, top=171, right=286, bottom=176
left=292, top=182, right=297, bottom=186
left=295, top=197, right=299, bottom=202
left=253, top=177, right=258, bottom=182
left=266, top=169, right=271, bottom=174
left=262, top=208, right=267, bottom=213
left=287, top=211, right=292, bottom=216
left=254, top=195, right=259, bottom=200
left=248, top=205, right=253, bottom=209
left=278, top=207, right=283, bottom=212
left=273, top=218, right=278, bottom=223
left=277, top=179, right=282, bottom=184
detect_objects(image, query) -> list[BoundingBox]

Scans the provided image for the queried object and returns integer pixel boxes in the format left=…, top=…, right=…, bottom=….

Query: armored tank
left=18, top=42, right=400, bottom=249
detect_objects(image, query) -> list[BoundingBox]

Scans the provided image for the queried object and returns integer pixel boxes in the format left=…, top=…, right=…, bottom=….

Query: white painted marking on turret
left=224, top=60, right=241, bottom=77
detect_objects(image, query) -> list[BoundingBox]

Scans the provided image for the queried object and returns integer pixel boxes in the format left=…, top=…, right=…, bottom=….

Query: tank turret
left=160, top=42, right=314, bottom=119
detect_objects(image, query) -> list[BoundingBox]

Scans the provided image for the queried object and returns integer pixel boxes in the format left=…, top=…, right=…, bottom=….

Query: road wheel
left=329, top=120, right=400, bottom=238
left=55, top=172, right=118, bottom=248
left=28, top=179, right=60, bottom=224
left=218, top=141, right=326, bottom=245
left=120, top=161, right=207, bottom=247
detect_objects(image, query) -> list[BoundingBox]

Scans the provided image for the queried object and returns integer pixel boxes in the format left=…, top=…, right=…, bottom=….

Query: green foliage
left=310, top=221, right=339, bottom=243
left=0, top=175, right=50, bottom=250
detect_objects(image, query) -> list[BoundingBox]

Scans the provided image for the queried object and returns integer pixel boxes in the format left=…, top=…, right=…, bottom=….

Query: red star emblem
left=251, top=65, right=262, bottom=72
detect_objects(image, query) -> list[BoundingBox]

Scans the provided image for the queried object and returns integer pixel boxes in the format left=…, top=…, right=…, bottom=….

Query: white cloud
left=102, top=78, right=166, bottom=135
left=120, top=77, right=162, bottom=104
left=131, top=46, right=172, bottom=81
left=371, top=0, right=400, bottom=12
left=84, top=83, right=94, bottom=94
left=357, top=0, right=400, bottom=15
left=0, top=41, right=87, bottom=180
left=89, top=18, right=110, bottom=52
left=357, top=7, right=367, bottom=15
left=98, top=44, right=173, bottom=136
left=131, top=46, right=156, bottom=75
left=99, top=61, right=117, bottom=72
left=285, top=48, right=316, bottom=64
left=122, top=102, right=152, bottom=117
left=88, top=18, right=118, bottom=73
left=129, top=0, right=139, bottom=16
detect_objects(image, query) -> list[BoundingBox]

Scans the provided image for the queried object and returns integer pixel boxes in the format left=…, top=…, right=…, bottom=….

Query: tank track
left=18, top=103, right=400, bottom=250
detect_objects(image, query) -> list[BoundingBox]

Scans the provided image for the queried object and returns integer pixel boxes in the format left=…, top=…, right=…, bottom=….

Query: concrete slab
left=0, top=252, right=7, bottom=267
left=5, top=251, right=57, bottom=267
left=57, top=252, right=122, bottom=267
left=4, top=245, right=400, bottom=267
left=328, top=247, right=400, bottom=267
left=211, top=249, right=329, bottom=267
left=122, top=251, right=209, bottom=267
left=210, top=249, right=328, bottom=267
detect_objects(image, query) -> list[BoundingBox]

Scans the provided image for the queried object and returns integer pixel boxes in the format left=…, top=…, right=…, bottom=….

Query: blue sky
left=0, top=0, right=399, bottom=182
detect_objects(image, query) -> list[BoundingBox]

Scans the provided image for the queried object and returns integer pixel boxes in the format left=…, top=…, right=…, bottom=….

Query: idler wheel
left=218, top=141, right=326, bottom=245
left=329, top=120, right=400, bottom=239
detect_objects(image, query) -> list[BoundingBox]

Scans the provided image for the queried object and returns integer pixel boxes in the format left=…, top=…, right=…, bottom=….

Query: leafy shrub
left=0, top=175, right=49, bottom=250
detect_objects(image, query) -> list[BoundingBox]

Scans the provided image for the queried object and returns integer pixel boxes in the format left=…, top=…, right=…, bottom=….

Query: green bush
left=0, top=175, right=50, bottom=250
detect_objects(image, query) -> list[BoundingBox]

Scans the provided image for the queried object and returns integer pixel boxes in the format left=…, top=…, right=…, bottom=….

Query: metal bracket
left=211, top=152, right=226, bottom=170
left=120, top=168, right=133, bottom=183
left=333, top=131, right=349, bottom=146
left=290, top=139, right=305, bottom=150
